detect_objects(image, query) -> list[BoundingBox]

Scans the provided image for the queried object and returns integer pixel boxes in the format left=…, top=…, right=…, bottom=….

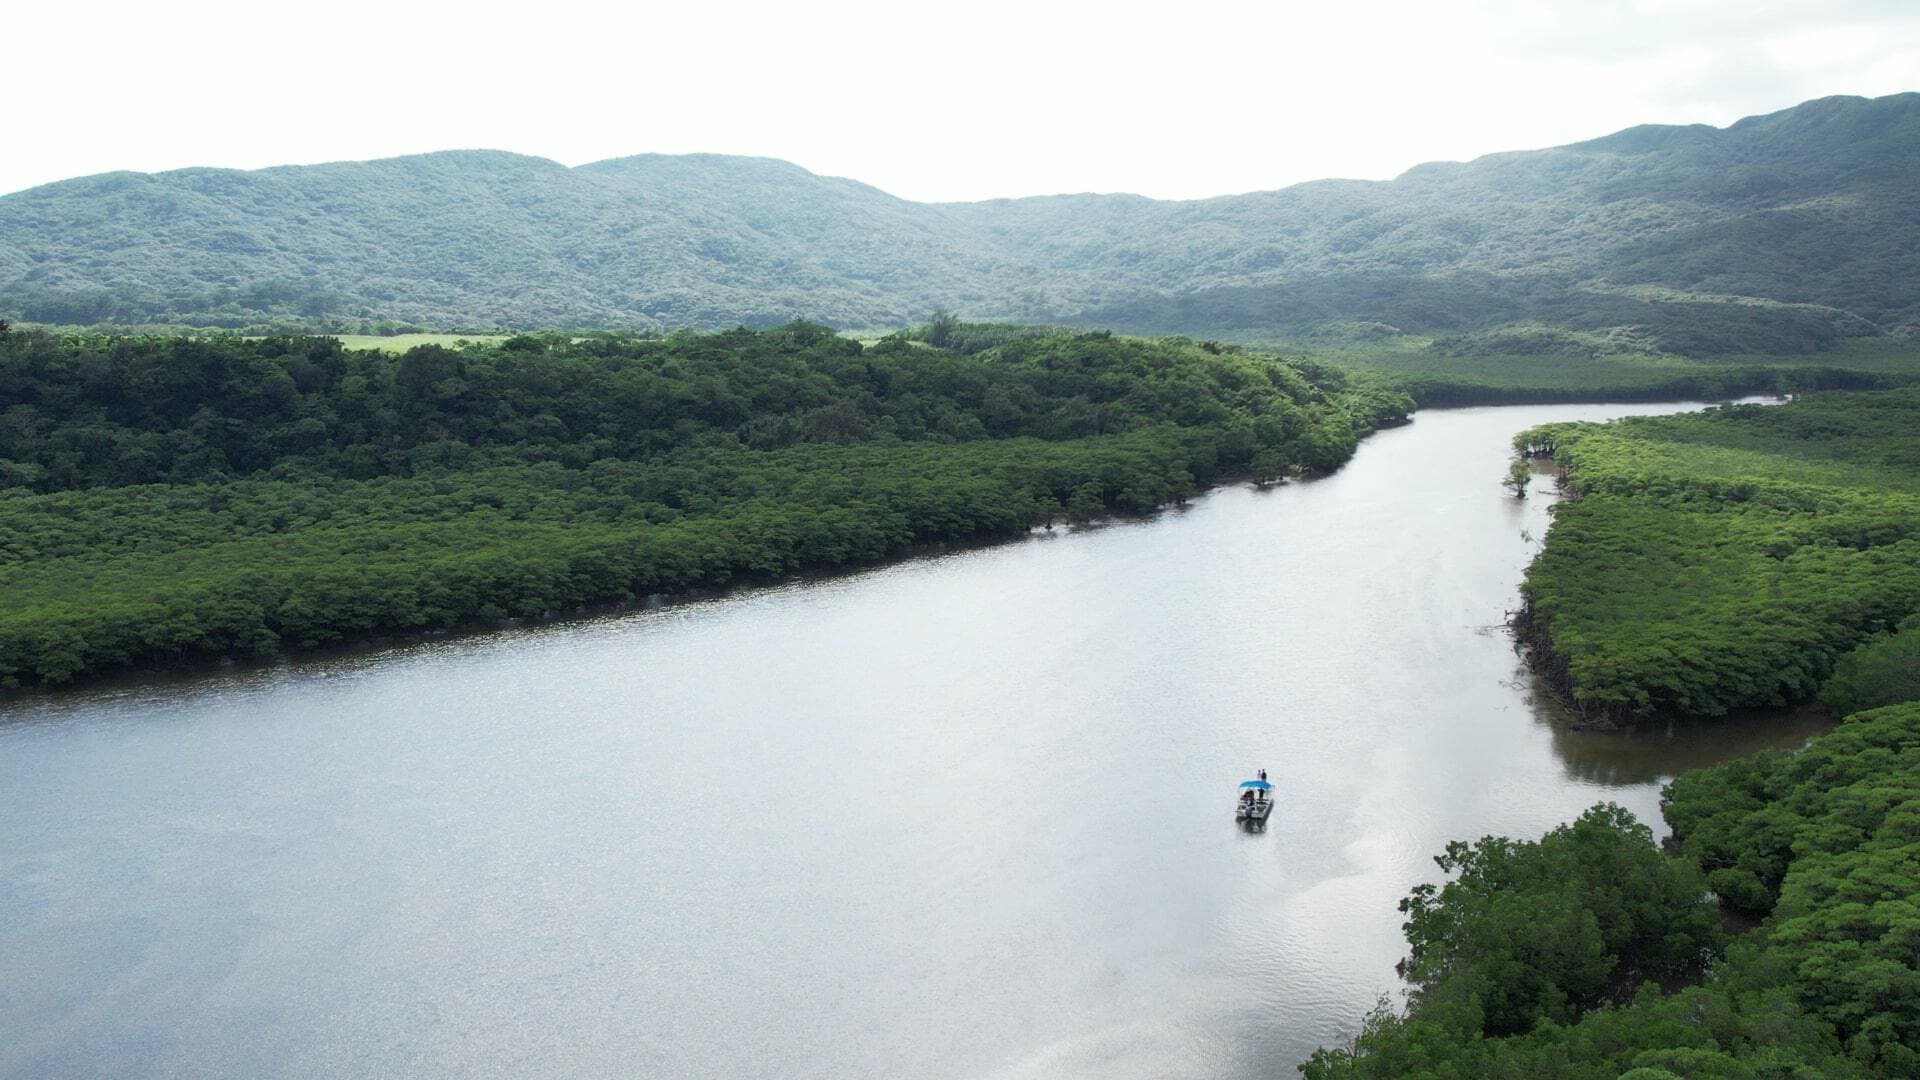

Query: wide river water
left=1, top=402, right=1831, bottom=1079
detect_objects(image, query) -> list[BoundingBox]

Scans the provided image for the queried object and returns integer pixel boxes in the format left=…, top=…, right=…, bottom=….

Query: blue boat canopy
left=1239, top=780, right=1271, bottom=789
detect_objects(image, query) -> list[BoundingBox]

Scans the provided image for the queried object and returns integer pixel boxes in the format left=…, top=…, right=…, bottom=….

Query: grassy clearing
left=1165, top=325, right=1920, bottom=404
left=1311, top=343, right=1920, bottom=405
left=316, top=333, right=510, bottom=352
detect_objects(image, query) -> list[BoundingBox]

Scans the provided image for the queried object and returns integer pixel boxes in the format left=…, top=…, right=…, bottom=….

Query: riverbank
left=1510, top=387, right=1920, bottom=725
left=1309, top=692, right=1920, bottom=1078
left=0, top=324, right=1410, bottom=689
left=1305, top=388, right=1920, bottom=1075
left=6, top=401, right=1806, bottom=1080
left=0, top=515, right=1155, bottom=703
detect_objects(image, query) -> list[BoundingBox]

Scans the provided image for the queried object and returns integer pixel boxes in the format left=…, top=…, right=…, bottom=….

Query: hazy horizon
left=7, top=89, right=1915, bottom=208
left=9, top=0, right=1918, bottom=202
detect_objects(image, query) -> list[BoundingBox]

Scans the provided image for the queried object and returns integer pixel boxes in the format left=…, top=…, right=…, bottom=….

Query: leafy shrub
left=1820, top=616, right=1920, bottom=716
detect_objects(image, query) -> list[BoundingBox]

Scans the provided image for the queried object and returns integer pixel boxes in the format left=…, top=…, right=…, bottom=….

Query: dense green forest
left=3, top=95, right=1916, bottom=352
left=1512, top=388, right=1920, bottom=722
left=1304, top=701, right=1920, bottom=1079
left=0, top=321, right=1407, bottom=686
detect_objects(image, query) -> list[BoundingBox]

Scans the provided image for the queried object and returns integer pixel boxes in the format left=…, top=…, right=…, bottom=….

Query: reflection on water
left=0, top=400, right=1814, bottom=1080
left=1544, top=694, right=1835, bottom=791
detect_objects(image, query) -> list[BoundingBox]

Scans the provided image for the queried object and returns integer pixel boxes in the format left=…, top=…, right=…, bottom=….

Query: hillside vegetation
left=3, top=95, right=1916, bottom=352
left=0, top=322, right=1407, bottom=686
left=1513, top=388, right=1920, bottom=722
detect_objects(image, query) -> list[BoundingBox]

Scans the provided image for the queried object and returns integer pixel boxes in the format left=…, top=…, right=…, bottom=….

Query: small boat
left=1236, top=778, right=1273, bottom=822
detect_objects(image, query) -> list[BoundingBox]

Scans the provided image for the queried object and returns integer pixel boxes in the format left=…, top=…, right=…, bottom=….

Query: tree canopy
left=0, top=323, right=1408, bottom=686
left=1309, top=381, right=1920, bottom=1077
left=1515, top=388, right=1920, bottom=722
left=1307, top=704, right=1920, bottom=1079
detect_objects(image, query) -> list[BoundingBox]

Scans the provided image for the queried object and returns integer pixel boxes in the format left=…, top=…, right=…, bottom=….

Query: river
left=0, top=402, right=1832, bottom=1079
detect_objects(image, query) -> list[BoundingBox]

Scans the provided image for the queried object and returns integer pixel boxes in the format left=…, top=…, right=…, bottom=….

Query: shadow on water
left=1531, top=668, right=1838, bottom=788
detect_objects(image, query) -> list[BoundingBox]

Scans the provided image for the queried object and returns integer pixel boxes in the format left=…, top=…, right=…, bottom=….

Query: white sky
left=5, top=0, right=1917, bottom=202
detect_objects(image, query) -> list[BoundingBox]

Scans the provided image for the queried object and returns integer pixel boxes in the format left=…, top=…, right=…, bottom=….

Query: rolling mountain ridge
left=3, top=93, right=1916, bottom=351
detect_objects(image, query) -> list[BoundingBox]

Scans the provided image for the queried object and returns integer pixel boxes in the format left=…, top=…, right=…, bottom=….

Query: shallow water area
left=0, top=400, right=1825, bottom=1079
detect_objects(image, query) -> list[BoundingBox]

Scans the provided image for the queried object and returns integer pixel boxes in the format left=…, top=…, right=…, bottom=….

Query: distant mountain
left=3, top=93, right=1916, bottom=351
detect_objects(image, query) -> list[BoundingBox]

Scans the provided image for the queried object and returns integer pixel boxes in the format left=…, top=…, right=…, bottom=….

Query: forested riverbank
left=1513, top=388, right=1920, bottom=724
left=0, top=321, right=1409, bottom=686
left=1308, top=388, right=1920, bottom=1076
left=12, top=314, right=1919, bottom=1074
left=1305, top=701, right=1920, bottom=1078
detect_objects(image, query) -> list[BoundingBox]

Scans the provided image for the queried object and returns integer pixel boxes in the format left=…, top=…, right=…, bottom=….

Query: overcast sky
left=5, top=0, right=1915, bottom=202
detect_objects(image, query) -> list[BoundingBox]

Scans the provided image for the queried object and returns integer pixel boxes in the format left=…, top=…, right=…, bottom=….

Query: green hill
left=3, top=94, right=1917, bottom=350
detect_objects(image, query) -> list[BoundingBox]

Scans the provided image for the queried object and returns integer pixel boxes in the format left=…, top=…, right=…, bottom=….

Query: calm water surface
left=1, top=402, right=1830, bottom=1079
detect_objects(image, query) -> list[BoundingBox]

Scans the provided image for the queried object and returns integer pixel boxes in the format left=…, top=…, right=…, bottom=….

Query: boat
left=1236, top=778, right=1273, bottom=822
